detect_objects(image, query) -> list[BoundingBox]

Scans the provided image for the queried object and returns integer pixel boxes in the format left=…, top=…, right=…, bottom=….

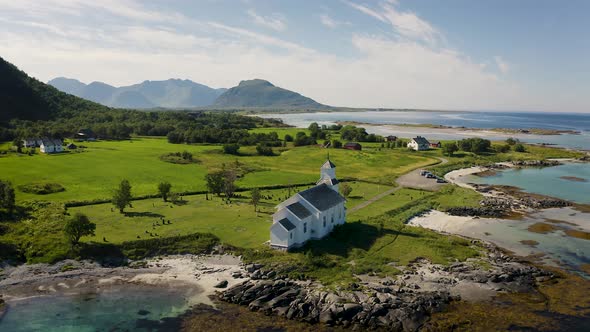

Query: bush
left=256, top=144, right=274, bottom=156
left=514, top=143, right=526, bottom=152
left=284, top=134, right=293, bottom=142
left=119, top=233, right=219, bottom=260
left=223, top=143, right=240, bottom=155
left=18, top=182, right=65, bottom=195
left=159, top=151, right=198, bottom=164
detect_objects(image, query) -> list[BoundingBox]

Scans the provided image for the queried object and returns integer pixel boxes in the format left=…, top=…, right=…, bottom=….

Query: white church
left=270, top=158, right=346, bottom=250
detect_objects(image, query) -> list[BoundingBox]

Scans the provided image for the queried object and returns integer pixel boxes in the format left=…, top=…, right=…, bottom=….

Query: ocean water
left=0, top=284, right=197, bottom=332
left=468, top=162, right=590, bottom=204
left=259, top=111, right=590, bottom=150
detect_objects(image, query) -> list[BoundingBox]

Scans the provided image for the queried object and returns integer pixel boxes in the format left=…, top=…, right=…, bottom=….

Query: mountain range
left=48, top=77, right=227, bottom=109
left=49, top=77, right=326, bottom=109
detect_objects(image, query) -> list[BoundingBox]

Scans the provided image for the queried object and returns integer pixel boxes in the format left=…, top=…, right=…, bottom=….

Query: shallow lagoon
left=468, top=162, right=590, bottom=204
left=0, top=283, right=197, bottom=332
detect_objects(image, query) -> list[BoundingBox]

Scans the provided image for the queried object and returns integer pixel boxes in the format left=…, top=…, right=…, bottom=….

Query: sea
left=259, top=110, right=590, bottom=150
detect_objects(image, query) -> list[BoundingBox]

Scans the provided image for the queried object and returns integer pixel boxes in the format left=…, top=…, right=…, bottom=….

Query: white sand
left=444, top=166, right=488, bottom=191
left=128, top=255, right=246, bottom=306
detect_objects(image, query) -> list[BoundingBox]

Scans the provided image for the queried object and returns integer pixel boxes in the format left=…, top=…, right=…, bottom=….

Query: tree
left=284, top=134, right=293, bottom=142
left=506, top=137, right=518, bottom=145
left=158, top=182, right=172, bottom=202
left=64, top=213, right=96, bottom=246
left=12, top=139, right=22, bottom=153
left=442, top=142, right=458, bottom=156
left=250, top=187, right=262, bottom=213
left=514, top=143, right=526, bottom=152
left=332, top=139, right=342, bottom=148
left=112, top=179, right=132, bottom=213
left=340, top=183, right=353, bottom=198
left=205, top=171, right=224, bottom=196
left=223, top=168, right=237, bottom=198
left=0, top=180, right=16, bottom=213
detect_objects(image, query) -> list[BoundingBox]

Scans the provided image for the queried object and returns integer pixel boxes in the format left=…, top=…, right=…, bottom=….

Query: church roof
left=322, top=159, right=336, bottom=169
left=412, top=136, right=430, bottom=145
left=277, top=218, right=296, bottom=231
left=298, top=183, right=345, bottom=212
left=286, top=202, right=312, bottom=219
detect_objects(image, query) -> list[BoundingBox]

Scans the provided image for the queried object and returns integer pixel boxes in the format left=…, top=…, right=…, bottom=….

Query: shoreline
left=337, top=120, right=581, bottom=136
left=0, top=255, right=246, bottom=306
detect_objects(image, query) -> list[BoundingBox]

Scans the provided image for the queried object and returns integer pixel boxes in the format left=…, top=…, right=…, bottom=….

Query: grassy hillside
left=0, top=57, right=109, bottom=123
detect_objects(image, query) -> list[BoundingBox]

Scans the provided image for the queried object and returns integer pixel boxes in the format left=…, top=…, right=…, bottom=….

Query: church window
left=331, top=216, right=334, bottom=223
left=323, top=220, right=326, bottom=227
left=304, top=223, right=307, bottom=233
left=290, top=233, right=293, bottom=239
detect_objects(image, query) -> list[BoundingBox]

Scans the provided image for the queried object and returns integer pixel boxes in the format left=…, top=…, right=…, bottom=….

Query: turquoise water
left=259, top=111, right=590, bottom=150
left=468, top=163, right=590, bottom=204
left=0, top=284, right=196, bottom=331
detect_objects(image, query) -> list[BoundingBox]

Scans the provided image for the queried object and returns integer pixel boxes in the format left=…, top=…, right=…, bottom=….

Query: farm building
left=77, top=128, right=96, bottom=141
left=343, top=142, right=362, bottom=151
left=270, top=158, right=346, bottom=250
left=386, top=135, right=398, bottom=142
left=40, top=139, right=64, bottom=154
left=408, top=136, right=430, bottom=151
left=429, top=141, right=441, bottom=148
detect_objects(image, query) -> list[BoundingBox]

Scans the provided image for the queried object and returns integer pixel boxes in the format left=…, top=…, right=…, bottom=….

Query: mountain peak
left=214, top=79, right=326, bottom=109
left=238, top=79, right=274, bottom=87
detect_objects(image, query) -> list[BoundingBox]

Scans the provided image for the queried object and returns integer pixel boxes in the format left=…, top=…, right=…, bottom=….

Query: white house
left=270, top=158, right=346, bottom=250
left=22, top=138, right=42, bottom=148
left=408, top=136, right=430, bottom=151
left=40, top=139, right=64, bottom=154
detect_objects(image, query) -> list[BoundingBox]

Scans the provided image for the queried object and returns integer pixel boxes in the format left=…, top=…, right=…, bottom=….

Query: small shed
left=429, top=141, right=441, bottom=148
left=343, top=142, right=362, bottom=151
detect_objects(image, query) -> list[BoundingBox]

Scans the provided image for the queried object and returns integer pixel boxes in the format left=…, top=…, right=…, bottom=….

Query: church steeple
left=318, top=157, right=338, bottom=192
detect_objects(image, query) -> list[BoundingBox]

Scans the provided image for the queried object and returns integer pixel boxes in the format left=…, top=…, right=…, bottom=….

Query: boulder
left=214, top=280, right=228, bottom=288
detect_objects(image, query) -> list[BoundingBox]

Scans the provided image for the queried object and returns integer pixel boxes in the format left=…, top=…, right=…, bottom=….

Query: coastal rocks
left=510, top=160, right=561, bottom=167
left=214, top=280, right=228, bottom=288
left=446, top=206, right=505, bottom=218
left=221, top=246, right=554, bottom=331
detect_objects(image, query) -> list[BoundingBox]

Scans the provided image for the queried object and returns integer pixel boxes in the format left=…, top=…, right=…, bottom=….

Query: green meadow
left=0, top=136, right=438, bottom=203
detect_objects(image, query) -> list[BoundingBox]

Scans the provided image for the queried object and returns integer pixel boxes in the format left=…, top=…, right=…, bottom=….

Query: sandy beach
left=0, top=254, right=246, bottom=306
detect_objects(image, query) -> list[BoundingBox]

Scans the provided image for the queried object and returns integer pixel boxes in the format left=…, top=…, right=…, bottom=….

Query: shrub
left=223, top=143, right=240, bottom=155
left=159, top=151, right=198, bottom=164
left=256, top=144, right=274, bottom=156
left=514, top=143, right=526, bottom=152
left=18, top=182, right=65, bottom=195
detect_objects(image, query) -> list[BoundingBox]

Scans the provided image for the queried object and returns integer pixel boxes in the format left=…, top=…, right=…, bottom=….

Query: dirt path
left=349, top=157, right=448, bottom=214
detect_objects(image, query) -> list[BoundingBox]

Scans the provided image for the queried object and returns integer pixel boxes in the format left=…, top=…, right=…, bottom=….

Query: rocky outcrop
left=446, top=206, right=505, bottom=218
left=510, top=160, right=561, bottom=167
left=221, top=251, right=553, bottom=331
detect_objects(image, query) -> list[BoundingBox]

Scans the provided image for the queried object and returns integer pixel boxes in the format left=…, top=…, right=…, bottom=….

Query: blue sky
left=0, top=0, right=588, bottom=112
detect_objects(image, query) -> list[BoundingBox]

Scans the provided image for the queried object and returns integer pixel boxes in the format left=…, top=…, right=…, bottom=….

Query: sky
left=0, top=0, right=589, bottom=112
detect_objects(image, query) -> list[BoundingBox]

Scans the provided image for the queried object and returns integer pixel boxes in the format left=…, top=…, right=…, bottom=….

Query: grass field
left=0, top=137, right=437, bottom=203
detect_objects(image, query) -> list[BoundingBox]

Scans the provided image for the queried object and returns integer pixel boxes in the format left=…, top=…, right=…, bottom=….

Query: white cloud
left=345, top=0, right=441, bottom=46
left=0, top=0, right=580, bottom=112
left=494, top=56, right=510, bottom=74
left=247, top=9, right=286, bottom=32
left=320, top=14, right=350, bottom=29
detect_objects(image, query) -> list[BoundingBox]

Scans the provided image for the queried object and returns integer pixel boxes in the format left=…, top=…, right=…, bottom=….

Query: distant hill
left=214, top=79, right=325, bottom=109
left=0, top=57, right=108, bottom=123
left=48, top=78, right=227, bottom=109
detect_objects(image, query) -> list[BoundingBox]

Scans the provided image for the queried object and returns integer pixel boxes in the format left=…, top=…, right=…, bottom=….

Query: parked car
left=420, top=170, right=429, bottom=176
left=426, top=174, right=436, bottom=179
left=436, top=178, right=447, bottom=183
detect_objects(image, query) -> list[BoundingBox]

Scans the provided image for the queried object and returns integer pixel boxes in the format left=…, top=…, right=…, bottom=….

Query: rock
left=214, top=280, right=229, bottom=288
left=137, top=309, right=150, bottom=316
left=319, top=308, right=335, bottom=324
